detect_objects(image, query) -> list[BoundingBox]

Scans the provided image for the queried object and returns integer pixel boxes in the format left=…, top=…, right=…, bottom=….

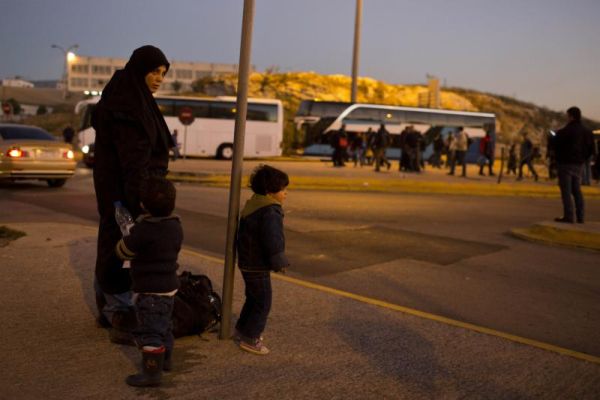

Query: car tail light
left=7, top=148, right=25, bottom=158
left=63, top=150, right=75, bottom=160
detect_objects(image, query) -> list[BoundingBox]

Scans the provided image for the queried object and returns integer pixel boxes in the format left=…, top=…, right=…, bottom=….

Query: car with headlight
left=0, top=123, right=76, bottom=187
left=80, top=142, right=95, bottom=168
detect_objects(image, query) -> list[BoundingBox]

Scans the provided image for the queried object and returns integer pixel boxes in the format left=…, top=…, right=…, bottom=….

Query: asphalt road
left=1, top=168, right=599, bottom=361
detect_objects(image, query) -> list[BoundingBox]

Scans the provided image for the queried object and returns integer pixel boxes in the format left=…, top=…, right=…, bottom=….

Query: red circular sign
left=2, top=102, right=11, bottom=115
left=178, top=107, right=195, bottom=126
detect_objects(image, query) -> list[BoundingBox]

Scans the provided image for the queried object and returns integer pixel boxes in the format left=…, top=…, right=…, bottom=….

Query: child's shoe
left=233, top=329, right=263, bottom=344
left=126, top=346, right=165, bottom=387
left=239, top=338, right=270, bottom=355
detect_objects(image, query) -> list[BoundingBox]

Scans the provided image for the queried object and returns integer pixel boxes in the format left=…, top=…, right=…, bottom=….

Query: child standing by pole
left=115, top=177, right=183, bottom=387
left=235, top=165, right=290, bottom=355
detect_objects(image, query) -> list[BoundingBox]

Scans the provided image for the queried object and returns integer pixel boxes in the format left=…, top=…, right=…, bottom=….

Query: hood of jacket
left=240, top=194, right=281, bottom=218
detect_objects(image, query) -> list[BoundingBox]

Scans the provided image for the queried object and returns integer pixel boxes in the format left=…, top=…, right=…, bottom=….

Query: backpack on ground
left=172, top=271, right=222, bottom=338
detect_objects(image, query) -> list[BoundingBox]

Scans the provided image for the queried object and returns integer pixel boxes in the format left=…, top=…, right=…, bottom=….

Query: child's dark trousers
left=236, top=271, right=272, bottom=340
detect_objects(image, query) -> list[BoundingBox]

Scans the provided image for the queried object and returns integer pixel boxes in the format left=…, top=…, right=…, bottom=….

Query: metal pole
left=497, top=147, right=505, bottom=184
left=51, top=44, right=78, bottom=99
left=350, top=0, right=362, bottom=103
left=183, top=126, right=188, bottom=160
left=219, top=0, right=255, bottom=340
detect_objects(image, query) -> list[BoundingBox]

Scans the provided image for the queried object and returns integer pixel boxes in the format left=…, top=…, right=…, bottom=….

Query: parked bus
left=76, top=95, right=284, bottom=162
left=294, top=100, right=496, bottom=162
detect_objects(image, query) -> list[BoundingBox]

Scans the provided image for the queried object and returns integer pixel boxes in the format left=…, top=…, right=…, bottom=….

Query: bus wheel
left=217, top=144, right=234, bottom=160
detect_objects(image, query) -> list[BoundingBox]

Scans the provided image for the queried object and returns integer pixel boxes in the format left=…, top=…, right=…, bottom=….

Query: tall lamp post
left=350, top=0, right=362, bottom=103
left=51, top=43, right=78, bottom=99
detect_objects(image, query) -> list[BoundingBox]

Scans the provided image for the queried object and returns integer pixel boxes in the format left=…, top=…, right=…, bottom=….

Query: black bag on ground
left=172, top=271, right=222, bottom=338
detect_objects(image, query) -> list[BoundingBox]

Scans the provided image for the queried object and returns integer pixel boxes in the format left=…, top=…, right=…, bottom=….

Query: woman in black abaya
left=91, top=45, right=173, bottom=343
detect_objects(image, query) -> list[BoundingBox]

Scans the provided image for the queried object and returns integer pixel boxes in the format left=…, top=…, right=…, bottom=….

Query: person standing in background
left=62, top=125, right=75, bottom=144
left=551, top=107, right=594, bottom=223
left=448, top=127, right=467, bottom=177
left=517, top=131, right=538, bottom=181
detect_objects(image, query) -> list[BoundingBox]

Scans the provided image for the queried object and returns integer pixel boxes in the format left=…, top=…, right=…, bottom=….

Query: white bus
left=76, top=95, right=284, bottom=160
left=294, top=100, right=496, bottom=162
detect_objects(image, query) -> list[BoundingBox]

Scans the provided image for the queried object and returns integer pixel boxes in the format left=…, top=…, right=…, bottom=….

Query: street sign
left=2, top=102, right=11, bottom=115
left=178, top=106, right=194, bottom=126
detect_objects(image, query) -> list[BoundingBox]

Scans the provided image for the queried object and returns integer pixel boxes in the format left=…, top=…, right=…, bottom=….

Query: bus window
left=384, top=110, right=404, bottom=123
left=247, top=103, right=278, bottom=122
left=296, top=100, right=351, bottom=117
left=174, top=100, right=209, bottom=118
left=79, top=104, right=95, bottom=131
left=156, top=98, right=176, bottom=116
left=210, top=102, right=236, bottom=119
left=343, top=107, right=382, bottom=122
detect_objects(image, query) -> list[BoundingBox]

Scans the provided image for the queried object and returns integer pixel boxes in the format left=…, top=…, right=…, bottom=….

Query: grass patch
left=0, top=226, right=26, bottom=247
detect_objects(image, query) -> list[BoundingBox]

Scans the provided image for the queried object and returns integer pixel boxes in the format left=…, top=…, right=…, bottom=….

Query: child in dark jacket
left=115, top=177, right=183, bottom=387
left=235, top=165, right=290, bottom=355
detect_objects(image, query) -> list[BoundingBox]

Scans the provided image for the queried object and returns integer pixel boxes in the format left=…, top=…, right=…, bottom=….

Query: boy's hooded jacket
left=237, top=194, right=289, bottom=272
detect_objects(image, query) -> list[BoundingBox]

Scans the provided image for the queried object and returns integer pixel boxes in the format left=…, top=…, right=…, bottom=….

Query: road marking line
left=181, top=247, right=600, bottom=365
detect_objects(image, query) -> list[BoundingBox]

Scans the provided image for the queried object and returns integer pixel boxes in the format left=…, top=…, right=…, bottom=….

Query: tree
left=6, top=98, right=21, bottom=115
left=172, top=80, right=182, bottom=93
left=36, top=105, right=48, bottom=115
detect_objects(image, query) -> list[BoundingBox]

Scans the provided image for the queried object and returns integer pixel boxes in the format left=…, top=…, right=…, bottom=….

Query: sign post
left=178, top=106, right=194, bottom=160
left=219, top=0, right=255, bottom=340
left=2, top=102, right=12, bottom=122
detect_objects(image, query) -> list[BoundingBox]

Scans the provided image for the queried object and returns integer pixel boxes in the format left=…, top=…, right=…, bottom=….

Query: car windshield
left=0, top=126, right=56, bottom=141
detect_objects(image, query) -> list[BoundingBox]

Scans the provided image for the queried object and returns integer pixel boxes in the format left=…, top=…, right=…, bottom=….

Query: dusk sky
left=1, top=0, right=599, bottom=120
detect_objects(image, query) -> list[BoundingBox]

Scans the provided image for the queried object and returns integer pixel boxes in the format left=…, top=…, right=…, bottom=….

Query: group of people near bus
left=329, top=119, right=598, bottom=190
left=330, top=123, right=393, bottom=171
left=329, top=123, right=490, bottom=177
left=91, top=45, right=288, bottom=388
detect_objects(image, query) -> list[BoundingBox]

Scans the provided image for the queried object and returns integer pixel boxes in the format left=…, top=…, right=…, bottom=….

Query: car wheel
left=47, top=179, right=67, bottom=188
left=217, top=144, right=234, bottom=160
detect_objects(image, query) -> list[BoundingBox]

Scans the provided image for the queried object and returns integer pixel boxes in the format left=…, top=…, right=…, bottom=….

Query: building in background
left=1, top=78, right=34, bottom=88
left=66, top=54, right=245, bottom=94
left=418, top=75, right=441, bottom=109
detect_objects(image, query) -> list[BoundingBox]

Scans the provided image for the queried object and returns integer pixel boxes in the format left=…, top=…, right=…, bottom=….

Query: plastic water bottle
left=114, top=201, right=134, bottom=237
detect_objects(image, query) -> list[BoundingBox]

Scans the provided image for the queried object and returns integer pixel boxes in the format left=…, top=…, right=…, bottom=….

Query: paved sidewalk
left=1, top=217, right=600, bottom=399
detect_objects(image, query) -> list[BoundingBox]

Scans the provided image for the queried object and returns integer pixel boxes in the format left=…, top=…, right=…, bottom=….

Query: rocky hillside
left=188, top=71, right=599, bottom=151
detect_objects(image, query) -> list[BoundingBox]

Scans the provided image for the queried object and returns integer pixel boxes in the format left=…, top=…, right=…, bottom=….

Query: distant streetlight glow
left=51, top=43, right=79, bottom=99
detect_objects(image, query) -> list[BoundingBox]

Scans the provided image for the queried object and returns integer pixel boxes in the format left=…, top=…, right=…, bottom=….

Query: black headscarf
left=94, top=45, right=171, bottom=149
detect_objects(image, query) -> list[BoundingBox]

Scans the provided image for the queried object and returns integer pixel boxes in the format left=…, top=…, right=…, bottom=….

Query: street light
left=350, top=0, right=362, bottom=103
left=51, top=43, right=79, bottom=99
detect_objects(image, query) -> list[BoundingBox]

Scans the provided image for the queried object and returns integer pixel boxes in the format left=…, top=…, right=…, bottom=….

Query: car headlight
left=81, top=145, right=89, bottom=154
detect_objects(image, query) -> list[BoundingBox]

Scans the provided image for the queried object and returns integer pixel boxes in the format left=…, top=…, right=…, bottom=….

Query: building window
left=175, top=69, right=193, bottom=80
left=70, top=77, right=89, bottom=87
left=92, top=65, right=112, bottom=75
left=71, top=64, right=89, bottom=74
left=195, top=70, right=212, bottom=79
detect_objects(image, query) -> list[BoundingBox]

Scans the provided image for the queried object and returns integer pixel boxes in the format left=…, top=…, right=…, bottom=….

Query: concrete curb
left=510, top=221, right=600, bottom=252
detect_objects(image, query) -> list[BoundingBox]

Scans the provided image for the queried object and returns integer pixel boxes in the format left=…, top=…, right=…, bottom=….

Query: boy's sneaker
left=239, top=338, right=270, bottom=355
left=233, top=329, right=263, bottom=344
